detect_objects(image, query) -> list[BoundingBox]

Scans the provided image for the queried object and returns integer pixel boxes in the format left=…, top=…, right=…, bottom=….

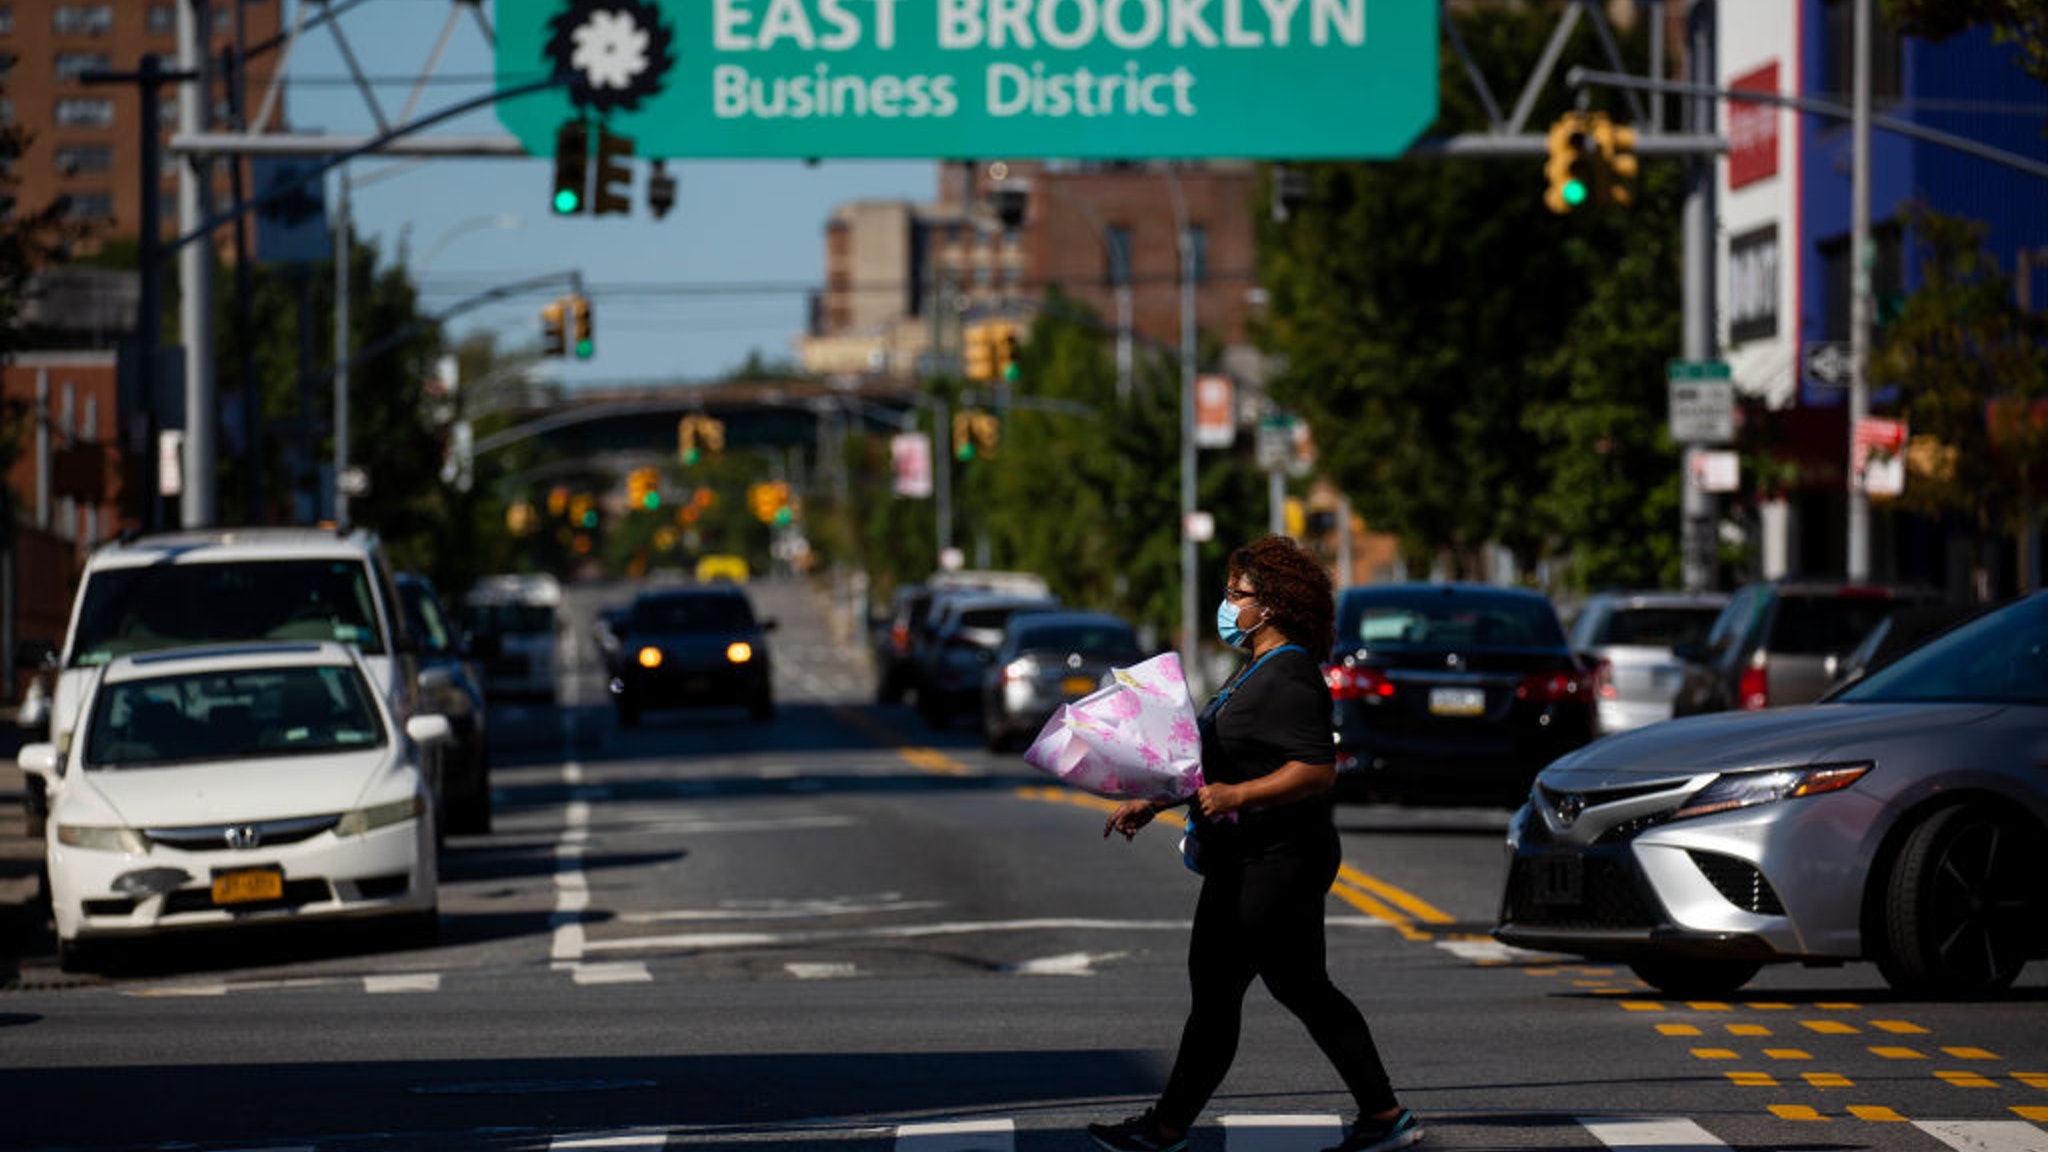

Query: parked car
left=1827, top=601, right=1992, bottom=690
left=870, top=583, right=933, bottom=705
left=1325, top=583, right=1598, bottom=805
left=30, top=527, right=421, bottom=839
left=395, top=573, right=491, bottom=836
left=25, top=641, right=449, bottom=973
left=461, top=573, right=562, bottom=701
left=1494, top=590, right=2048, bottom=999
left=606, top=586, right=776, bottom=726
left=1671, top=579, right=1944, bottom=716
left=912, top=592, right=1061, bottom=729
left=979, top=610, right=1144, bottom=751
left=1568, top=590, right=1727, bottom=734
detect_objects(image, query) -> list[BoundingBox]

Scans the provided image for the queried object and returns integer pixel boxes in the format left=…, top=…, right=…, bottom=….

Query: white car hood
left=73, top=750, right=395, bottom=829
left=1540, top=702, right=2009, bottom=789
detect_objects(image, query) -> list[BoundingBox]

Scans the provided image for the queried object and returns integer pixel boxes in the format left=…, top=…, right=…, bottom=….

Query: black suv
left=607, top=586, right=776, bottom=726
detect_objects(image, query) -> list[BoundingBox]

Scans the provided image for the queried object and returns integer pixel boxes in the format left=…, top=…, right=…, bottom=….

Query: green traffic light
left=553, top=189, right=581, bottom=214
left=575, top=338, right=594, bottom=359
left=682, top=448, right=701, bottom=466
left=641, top=491, right=660, bottom=510
left=956, top=444, right=975, bottom=462
left=579, top=509, right=598, bottom=528
left=1562, top=179, right=1588, bottom=207
left=773, top=507, right=793, bottom=526
left=1002, top=362, right=1021, bottom=383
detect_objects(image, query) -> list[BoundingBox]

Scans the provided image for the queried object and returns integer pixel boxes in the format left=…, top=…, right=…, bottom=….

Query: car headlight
left=636, top=646, right=663, bottom=669
left=55, top=824, right=147, bottom=854
left=1003, top=657, right=1041, bottom=683
left=725, top=641, right=754, bottom=664
left=335, top=795, right=425, bottom=837
left=1670, top=762, right=1871, bottom=822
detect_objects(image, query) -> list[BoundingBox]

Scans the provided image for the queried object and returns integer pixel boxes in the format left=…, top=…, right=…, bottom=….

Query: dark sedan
left=1326, top=583, right=1598, bottom=805
left=978, top=610, right=1144, bottom=752
left=607, top=586, right=776, bottom=726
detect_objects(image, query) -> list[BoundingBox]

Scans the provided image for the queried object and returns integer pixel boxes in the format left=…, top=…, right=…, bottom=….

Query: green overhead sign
left=495, top=0, right=1439, bottom=159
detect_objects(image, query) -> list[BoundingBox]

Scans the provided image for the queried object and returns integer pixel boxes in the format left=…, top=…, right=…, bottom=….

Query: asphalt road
left=0, top=576, right=2043, bottom=1152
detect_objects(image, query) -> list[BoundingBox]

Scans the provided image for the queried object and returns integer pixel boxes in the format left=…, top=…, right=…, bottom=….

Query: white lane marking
left=1221, top=1114, right=1344, bottom=1151
left=619, top=895, right=941, bottom=923
left=786, top=962, right=859, bottom=979
left=1580, top=1117, right=1729, bottom=1150
left=895, top=1118, right=1014, bottom=1151
left=601, top=814, right=855, bottom=835
left=552, top=764, right=591, bottom=963
left=1435, top=938, right=1551, bottom=964
left=125, top=983, right=229, bottom=997
left=1915, top=1121, right=2048, bottom=1152
left=559, top=961, right=653, bottom=985
left=580, top=918, right=1196, bottom=954
left=364, top=973, right=441, bottom=994
left=548, top=1134, right=668, bottom=1150
left=1003, top=951, right=1129, bottom=976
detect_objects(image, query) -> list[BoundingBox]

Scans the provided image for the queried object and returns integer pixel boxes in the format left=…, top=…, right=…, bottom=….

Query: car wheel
left=55, top=934, right=98, bottom=975
left=1626, top=956, right=1763, bottom=998
left=1878, top=802, right=2041, bottom=998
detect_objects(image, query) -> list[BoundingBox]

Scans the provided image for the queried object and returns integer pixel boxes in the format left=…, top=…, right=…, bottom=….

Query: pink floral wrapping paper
left=1022, top=651, right=1205, bottom=802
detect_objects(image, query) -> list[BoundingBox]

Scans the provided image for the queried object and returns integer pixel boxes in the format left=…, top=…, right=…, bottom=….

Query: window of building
left=54, top=97, right=115, bottom=127
left=55, top=51, right=110, bottom=80
left=1820, top=0, right=1903, bottom=103
left=65, top=191, right=113, bottom=221
left=52, top=5, right=114, bottom=36
left=54, top=144, right=112, bottom=175
left=1105, top=225, right=1133, bottom=286
left=146, top=4, right=173, bottom=35
left=82, top=395, right=99, bottom=442
left=0, top=8, right=14, bottom=36
left=1185, top=224, right=1210, bottom=283
left=0, top=98, right=12, bottom=124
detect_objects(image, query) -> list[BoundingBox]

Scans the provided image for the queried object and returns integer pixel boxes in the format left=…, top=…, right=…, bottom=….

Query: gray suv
left=1671, top=579, right=1944, bottom=715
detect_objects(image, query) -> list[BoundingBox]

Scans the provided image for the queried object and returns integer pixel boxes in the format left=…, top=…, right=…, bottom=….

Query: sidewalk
left=0, top=732, right=46, bottom=970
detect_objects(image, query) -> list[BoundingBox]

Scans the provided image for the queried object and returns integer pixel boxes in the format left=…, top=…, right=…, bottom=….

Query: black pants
left=1154, top=833, right=1398, bottom=1129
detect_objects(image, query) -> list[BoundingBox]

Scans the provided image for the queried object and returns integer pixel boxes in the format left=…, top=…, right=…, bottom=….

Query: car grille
left=1688, top=850, right=1786, bottom=915
left=144, top=815, right=338, bottom=852
left=1535, top=781, right=1682, bottom=845
left=1502, top=855, right=1658, bottom=929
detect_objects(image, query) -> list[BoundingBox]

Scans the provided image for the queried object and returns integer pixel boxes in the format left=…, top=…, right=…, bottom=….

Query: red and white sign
left=1728, top=62, right=1780, bottom=189
left=1853, top=417, right=1908, bottom=498
left=891, top=432, right=931, bottom=499
left=1194, top=374, right=1236, bottom=448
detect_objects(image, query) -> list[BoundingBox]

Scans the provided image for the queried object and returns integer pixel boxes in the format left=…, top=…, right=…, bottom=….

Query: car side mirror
left=17, top=742, right=57, bottom=781
left=406, top=714, right=453, bottom=746
left=761, top=618, right=779, bottom=632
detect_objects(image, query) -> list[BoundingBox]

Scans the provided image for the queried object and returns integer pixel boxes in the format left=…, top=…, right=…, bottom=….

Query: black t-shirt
left=1197, top=645, right=1336, bottom=855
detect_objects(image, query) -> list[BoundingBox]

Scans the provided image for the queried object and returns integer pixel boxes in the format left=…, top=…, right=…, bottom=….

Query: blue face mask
left=1215, top=597, right=1264, bottom=650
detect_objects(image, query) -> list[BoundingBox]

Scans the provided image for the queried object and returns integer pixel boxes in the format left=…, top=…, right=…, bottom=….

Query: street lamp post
left=1164, top=168, right=1200, bottom=697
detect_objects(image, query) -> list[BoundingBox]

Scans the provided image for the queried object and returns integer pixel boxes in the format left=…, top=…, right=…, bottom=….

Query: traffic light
left=991, top=322, right=1022, bottom=383
left=546, top=486, right=568, bottom=517
left=970, top=411, right=999, bottom=458
left=1591, top=114, right=1638, bottom=207
left=541, top=297, right=567, bottom=356
left=748, top=481, right=791, bottom=523
left=569, top=294, right=594, bottom=359
left=963, top=322, right=996, bottom=381
left=1543, top=111, right=1598, bottom=215
left=648, top=160, right=677, bottom=219
left=626, top=466, right=660, bottom=511
left=551, top=121, right=589, bottom=215
left=593, top=124, right=635, bottom=216
left=677, top=414, right=724, bottom=465
left=953, top=410, right=976, bottom=461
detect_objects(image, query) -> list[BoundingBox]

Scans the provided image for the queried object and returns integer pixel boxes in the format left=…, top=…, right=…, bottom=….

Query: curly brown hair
left=1228, top=534, right=1335, bottom=660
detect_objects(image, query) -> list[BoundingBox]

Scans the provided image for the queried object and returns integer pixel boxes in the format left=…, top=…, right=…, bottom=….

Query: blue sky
left=285, top=1, right=933, bottom=387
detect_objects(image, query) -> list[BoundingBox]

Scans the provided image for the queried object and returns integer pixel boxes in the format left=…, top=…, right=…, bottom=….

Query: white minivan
left=461, top=573, right=562, bottom=701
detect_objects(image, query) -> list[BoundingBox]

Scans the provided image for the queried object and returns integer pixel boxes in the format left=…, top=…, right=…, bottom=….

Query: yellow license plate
left=211, top=867, right=284, bottom=905
left=1062, top=675, right=1097, bottom=696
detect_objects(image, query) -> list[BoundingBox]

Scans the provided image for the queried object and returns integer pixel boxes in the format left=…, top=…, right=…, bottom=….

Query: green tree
left=1869, top=205, right=2048, bottom=590
left=1257, top=4, right=1683, bottom=585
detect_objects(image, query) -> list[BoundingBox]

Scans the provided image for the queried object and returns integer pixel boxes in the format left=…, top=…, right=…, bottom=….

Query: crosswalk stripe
left=1580, top=1116, right=1730, bottom=1150
left=1915, top=1121, right=2048, bottom=1152
left=363, top=973, right=439, bottom=994
left=1219, top=1113, right=1343, bottom=1151
left=548, top=1134, right=668, bottom=1150
left=894, top=1118, right=1014, bottom=1150
left=570, top=962, right=652, bottom=985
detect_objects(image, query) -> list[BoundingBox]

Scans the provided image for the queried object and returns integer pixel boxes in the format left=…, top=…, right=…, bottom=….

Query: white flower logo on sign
left=545, top=0, right=675, bottom=114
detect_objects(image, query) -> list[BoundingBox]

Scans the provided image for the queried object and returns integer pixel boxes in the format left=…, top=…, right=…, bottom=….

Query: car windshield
left=633, top=595, right=754, bottom=633
left=1593, top=606, right=1722, bottom=648
left=1833, top=595, right=2048, bottom=706
left=83, top=664, right=386, bottom=768
left=1769, top=594, right=1908, bottom=655
left=1340, top=592, right=1565, bottom=649
left=463, top=603, right=557, bottom=635
left=1013, top=622, right=1139, bottom=655
left=69, top=560, right=385, bottom=667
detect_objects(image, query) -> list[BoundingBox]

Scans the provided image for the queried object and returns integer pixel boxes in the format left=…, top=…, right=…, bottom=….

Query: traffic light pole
left=1679, top=1, right=1717, bottom=593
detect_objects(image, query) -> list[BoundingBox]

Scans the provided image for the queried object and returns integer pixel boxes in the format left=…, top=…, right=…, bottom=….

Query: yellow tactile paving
left=1744, top=1002, right=1794, bottom=1010
left=1687, top=1001, right=1733, bottom=1011
left=1619, top=1001, right=1664, bottom=1011
left=1658, top=1024, right=1703, bottom=1036
left=1764, top=1049, right=1814, bottom=1061
left=1571, top=979, right=1611, bottom=988
left=2014, top=1073, right=2048, bottom=1089
left=1692, top=1048, right=1741, bottom=1060
left=1804, top=1073, right=1855, bottom=1088
left=1872, top=1047, right=1928, bottom=1060
left=1727, top=1071, right=1779, bottom=1087
left=1815, top=1002, right=1862, bottom=1010
left=1728, top=1024, right=1772, bottom=1037
left=1936, top=1070, right=2001, bottom=1088
left=1802, top=1020, right=1861, bottom=1035
left=1872, top=1020, right=1929, bottom=1034
left=2013, top=1106, right=2048, bottom=1122
left=1848, top=1106, right=1908, bottom=1122
left=1770, top=1105, right=1828, bottom=1120
left=1940, top=1047, right=1999, bottom=1060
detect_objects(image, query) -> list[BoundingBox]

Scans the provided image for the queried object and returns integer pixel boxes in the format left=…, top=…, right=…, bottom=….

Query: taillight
left=1591, top=658, right=1616, bottom=701
left=1738, top=662, right=1769, bottom=709
left=1517, top=668, right=1595, bottom=704
left=1325, top=664, right=1396, bottom=702
left=890, top=621, right=910, bottom=654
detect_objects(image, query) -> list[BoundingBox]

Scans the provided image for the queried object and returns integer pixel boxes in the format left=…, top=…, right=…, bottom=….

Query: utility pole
left=334, top=168, right=352, bottom=524
left=177, top=0, right=217, bottom=528
left=1846, top=0, right=1875, bottom=581
left=1679, top=1, right=1718, bottom=592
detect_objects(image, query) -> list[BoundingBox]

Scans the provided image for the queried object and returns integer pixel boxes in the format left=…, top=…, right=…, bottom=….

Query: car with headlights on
left=23, top=641, right=450, bottom=973
left=1568, top=590, right=1727, bottom=734
left=1326, top=584, right=1599, bottom=805
left=978, top=610, right=1143, bottom=752
left=607, top=586, right=776, bottom=726
left=1493, top=591, right=2048, bottom=999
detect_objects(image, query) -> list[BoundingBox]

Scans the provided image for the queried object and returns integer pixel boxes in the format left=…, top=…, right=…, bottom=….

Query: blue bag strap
left=1209, top=642, right=1307, bottom=710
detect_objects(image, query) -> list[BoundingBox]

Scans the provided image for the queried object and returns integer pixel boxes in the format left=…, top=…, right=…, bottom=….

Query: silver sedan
left=1495, top=590, right=2048, bottom=998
